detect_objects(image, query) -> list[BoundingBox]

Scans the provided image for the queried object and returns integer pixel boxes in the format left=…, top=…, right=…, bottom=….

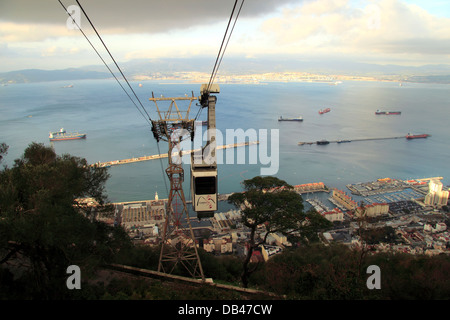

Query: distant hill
left=2, top=58, right=450, bottom=84
left=114, top=57, right=450, bottom=78
left=0, top=68, right=110, bottom=84
left=403, top=74, right=450, bottom=84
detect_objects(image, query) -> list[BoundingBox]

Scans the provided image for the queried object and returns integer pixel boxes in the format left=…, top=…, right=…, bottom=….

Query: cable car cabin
left=191, top=167, right=217, bottom=219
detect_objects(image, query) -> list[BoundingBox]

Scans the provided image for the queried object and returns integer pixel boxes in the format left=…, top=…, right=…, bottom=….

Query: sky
left=1, top=0, right=450, bottom=73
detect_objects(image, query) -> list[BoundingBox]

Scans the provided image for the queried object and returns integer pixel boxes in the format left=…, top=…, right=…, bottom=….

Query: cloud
left=259, top=0, right=450, bottom=61
left=0, top=0, right=299, bottom=41
left=0, top=21, right=71, bottom=42
left=41, top=45, right=80, bottom=57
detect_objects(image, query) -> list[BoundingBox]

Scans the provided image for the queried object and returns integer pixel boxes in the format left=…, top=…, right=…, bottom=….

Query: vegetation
left=228, top=176, right=332, bottom=288
left=251, top=244, right=450, bottom=300
left=0, top=143, right=132, bottom=299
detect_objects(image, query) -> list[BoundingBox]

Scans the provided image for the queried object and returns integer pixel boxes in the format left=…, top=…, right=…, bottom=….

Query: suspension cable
left=210, top=0, right=244, bottom=87
left=58, top=0, right=152, bottom=126
left=207, top=0, right=244, bottom=92
left=75, top=0, right=152, bottom=122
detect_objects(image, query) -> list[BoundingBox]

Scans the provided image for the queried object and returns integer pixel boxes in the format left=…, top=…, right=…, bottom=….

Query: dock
left=298, top=136, right=412, bottom=146
left=91, top=141, right=259, bottom=168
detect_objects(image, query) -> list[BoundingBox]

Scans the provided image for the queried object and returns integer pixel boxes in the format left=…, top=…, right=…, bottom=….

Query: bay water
left=1, top=79, right=449, bottom=205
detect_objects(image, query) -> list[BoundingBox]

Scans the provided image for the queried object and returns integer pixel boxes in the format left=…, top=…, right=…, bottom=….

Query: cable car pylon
left=150, top=89, right=218, bottom=281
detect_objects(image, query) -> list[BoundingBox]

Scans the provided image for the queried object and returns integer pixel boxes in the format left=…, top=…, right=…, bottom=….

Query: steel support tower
left=149, top=92, right=205, bottom=280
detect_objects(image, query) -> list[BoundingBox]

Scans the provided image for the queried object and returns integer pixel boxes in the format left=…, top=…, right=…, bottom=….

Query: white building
left=424, top=180, right=449, bottom=207
left=355, top=203, right=389, bottom=218
left=322, top=208, right=344, bottom=222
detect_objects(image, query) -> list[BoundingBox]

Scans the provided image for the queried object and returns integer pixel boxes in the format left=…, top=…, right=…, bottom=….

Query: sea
left=1, top=79, right=449, bottom=210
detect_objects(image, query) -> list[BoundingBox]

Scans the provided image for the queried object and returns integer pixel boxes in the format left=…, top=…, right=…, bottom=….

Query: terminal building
left=116, top=192, right=166, bottom=229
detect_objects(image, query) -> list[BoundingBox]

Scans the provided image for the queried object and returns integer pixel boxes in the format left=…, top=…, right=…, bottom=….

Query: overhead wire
left=206, top=0, right=244, bottom=92
left=74, top=0, right=152, bottom=122
left=59, top=0, right=169, bottom=198
left=59, top=0, right=244, bottom=200
left=58, top=0, right=151, bottom=126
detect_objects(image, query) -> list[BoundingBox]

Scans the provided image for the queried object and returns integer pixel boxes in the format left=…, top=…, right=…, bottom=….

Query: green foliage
left=0, top=142, right=132, bottom=299
left=114, top=244, right=160, bottom=270
left=360, top=226, right=398, bottom=245
left=199, top=251, right=242, bottom=284
left=228, top=176, right=332, bottom=288
left=250, top=244, right=450, bottom=299
left=368, top=252, right=450, bottom=299
left=0, top=143, right=8, bottom=164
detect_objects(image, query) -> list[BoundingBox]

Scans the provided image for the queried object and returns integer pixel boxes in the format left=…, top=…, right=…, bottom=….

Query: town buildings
left=106, top=179, right=449, bottom=261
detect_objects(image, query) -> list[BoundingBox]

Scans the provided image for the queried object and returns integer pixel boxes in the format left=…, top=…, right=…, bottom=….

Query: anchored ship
left=49, top=128, right=86, bottom=141
left=406, top=133, right=429, bottom=139
left=375, top=110, right=401, bottom=115
left=317, top=140, right=330, bottom=145
left=319, top=108, right=331, bottom=114
left=278, top=116, right=303, bottom=121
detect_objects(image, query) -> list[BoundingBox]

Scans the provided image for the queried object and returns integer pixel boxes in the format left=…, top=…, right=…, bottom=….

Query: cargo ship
left=278, top=116, right=303, bottom=121
left=406, top=133, right=429, bottom=139
left=49, top=128, right=86, bottom=141
left=317, top=140, right=330, bottom=145
left=375, top=110, right=401, bottom=115
left=319, top=108, right=331, bottom=114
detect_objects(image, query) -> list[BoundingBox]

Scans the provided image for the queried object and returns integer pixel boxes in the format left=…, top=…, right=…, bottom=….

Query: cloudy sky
left=1, top=0, right=450, bottom=72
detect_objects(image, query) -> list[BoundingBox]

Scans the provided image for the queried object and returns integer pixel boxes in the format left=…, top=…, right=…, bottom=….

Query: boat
left=406, top=133, right=429, bottom=139
left=49, top=128, right=86, bottom=141
left=319, top=108, right=331, bottom=114
left=375, top=110, right=401, bottom=115
left=337, top=139, right=351, bottom=143
left=317, top=140, right=330, bottom=145
left=278, top=116, right=303, bottom=121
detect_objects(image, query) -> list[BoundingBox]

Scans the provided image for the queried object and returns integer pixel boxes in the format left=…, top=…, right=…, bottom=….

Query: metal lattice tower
left=149, top=92, right=205, bottom=280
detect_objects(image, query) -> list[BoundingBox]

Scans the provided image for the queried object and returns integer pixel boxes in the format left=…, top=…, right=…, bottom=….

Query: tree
left=0, top=143, right=7, bottom=164
left=353, top=201, right=372, bottom=278
left=228, top=176, right=332, bottom=288
left=0, top=142, right=131, bottom=299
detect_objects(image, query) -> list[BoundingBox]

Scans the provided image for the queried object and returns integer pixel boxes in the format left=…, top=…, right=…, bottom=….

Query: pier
left=91, top=141, right=259, bottom=168
left=298, top=135, right=413, bottom=146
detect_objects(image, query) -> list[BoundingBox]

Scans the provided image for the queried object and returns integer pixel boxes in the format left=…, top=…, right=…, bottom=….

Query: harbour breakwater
left=91, top=141, right=259, bottom=168
left=298, top=135, right=429, bottom=146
